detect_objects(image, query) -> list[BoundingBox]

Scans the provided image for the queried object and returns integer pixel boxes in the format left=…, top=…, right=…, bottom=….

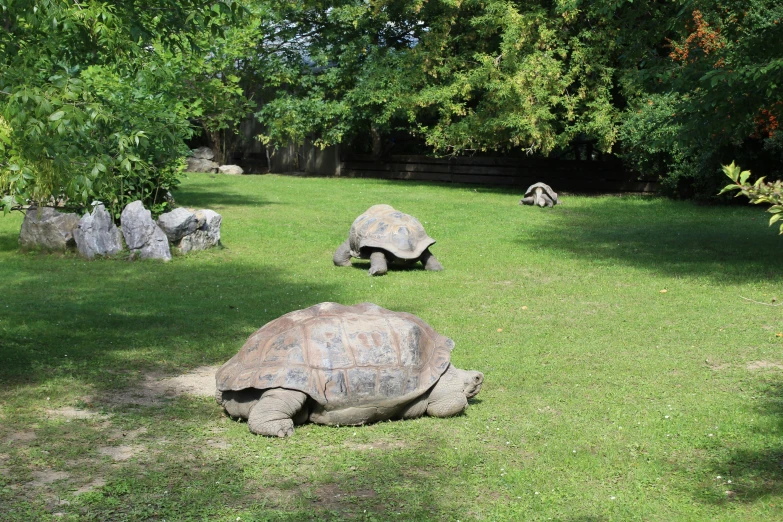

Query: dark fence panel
left=339, top=154, right=658, bottom=193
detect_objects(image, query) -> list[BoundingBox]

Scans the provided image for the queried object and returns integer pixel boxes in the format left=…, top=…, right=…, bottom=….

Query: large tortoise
left=520, top=182, right=558, bottom=208
left=215, top=302, right=483, bottom=437
left=333, top=204, right=444, bottom=275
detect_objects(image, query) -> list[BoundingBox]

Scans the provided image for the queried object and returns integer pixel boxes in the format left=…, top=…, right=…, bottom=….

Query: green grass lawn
left=2, top=173, right=783, bottom=521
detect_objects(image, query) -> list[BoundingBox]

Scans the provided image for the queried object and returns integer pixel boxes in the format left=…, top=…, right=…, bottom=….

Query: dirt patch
left=104, top=365, right=219, bottom=407
left=342, top=439, right=407, bottom=451
left=98, top=445, right=141, bottom=461
left=313, top=483, right=347, bottom=510
left=26, top=470, right=70, bottom=487
left=6, top=430, right=36, bottom=442
left=205, top=439, right=232, bottom=450
left=46, top=407, right=107, bottom=420
left=747, top=360, right=783, bottom=371
left=73, top=477, right=107, bottom=495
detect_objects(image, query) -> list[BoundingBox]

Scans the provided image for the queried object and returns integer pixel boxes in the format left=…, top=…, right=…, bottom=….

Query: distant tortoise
left=215, top=302, right=483, bottom=437
left=333, top=204, right=444, bottom=275
left=520, top=182, right=558, bottom=208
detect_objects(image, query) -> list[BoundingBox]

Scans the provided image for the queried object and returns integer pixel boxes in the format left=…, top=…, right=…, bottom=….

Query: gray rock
left=179, top=209, right=222, bottom=253
left=120, top=201, right=171, bottom=261
left=192, top=146, right=215, bottom=160
left=157, top=208, right=198, bottom=243
left=185, top=157, right=219, bottom=173
left=73, top=203, right=124, bottom=259
left=218, top=164, right=244, bottom=175
left=19, top=207, right=79, bottom=251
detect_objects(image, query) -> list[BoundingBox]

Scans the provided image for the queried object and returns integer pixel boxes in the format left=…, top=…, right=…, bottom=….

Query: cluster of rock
left=19, top=201, right=221, bottom=261
left=185, top=147, right=244, bottom=175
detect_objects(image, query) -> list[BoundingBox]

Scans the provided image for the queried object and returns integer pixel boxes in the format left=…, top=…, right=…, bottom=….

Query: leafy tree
left=0, top=0, right=240, bottom=218
left=617, top=0, right=783, bottom=196
left=256, top=1, right=628, bottom=156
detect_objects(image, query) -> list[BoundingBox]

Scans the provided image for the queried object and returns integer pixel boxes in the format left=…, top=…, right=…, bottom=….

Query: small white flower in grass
left=610, top=496, right=616, bottom=500
left=727, top=480, right=732, bottom=484
left=573, top=450, right=576, bottom=453
left=535, top=491, right=539, bottom=495
left=665, top=415, right=670, bottom=419
left=717, top=476, right=722, bottom=479
left=708, top=433, right=714, bottom=437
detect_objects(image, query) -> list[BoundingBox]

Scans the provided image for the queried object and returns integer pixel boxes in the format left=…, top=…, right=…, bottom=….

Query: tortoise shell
left=348, top=204, right=435, bottom=260
left=524, top=182, right=558, bottom=202
left=215, top=302, right=454, bottom=409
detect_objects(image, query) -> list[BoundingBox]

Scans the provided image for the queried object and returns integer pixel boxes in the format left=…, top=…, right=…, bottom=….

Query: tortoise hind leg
left=419, top=248, right=444, bottom=271
left=247, top=389, right=308, bottom=437
left=368, top=251, right=388, bottom=276
left=333, top=240, right=352, bottom=267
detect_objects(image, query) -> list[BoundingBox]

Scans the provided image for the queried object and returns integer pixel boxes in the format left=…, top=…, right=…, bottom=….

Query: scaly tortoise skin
left=333, top=204, right=444, bottom=275
left=215, top=302, right=483, bottom=437
left=520, top=182, right=558, bottom=208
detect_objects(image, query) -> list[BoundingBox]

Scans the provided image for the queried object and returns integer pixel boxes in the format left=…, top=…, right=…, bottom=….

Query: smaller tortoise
left=333, top=204, right=443, bottom=276
left=520, top=182, right=558, bottom=208
left=215, top=302, right=483, bottom=437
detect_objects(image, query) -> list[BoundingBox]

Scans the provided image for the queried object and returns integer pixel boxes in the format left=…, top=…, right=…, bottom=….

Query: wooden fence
left=338, top=154, right=659, bottom=193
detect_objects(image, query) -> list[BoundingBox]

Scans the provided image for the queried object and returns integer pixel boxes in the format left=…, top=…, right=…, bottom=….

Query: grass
left=1, top=172, right=783, bottom=520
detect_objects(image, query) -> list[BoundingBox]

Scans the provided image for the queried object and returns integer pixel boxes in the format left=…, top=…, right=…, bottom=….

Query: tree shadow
left=0, top=257, right=337, bottom=390
left=699, top=379, right=783, bottom=505
left=515, top=196, right=783, bottom=284
left=173, top=179, right=278, bottom=209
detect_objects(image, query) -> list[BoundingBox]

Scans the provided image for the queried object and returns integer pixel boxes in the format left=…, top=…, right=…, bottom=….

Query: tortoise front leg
left=419, top=248, right=444, bottom=271
left=368, top=251, right=388, bottom=276
left=247, top=389, right=308, bottom=437
left=333, top=240, right=352, bottom=267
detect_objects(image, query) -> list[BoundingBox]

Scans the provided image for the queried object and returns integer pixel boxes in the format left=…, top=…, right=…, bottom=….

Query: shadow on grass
left=699, top=379, right=783, bottom=505
left=0, top=232, right=19, bottom=252
left=516, top=196, right=783, bottom=284
left=174, top=180, right=278, bottom=209
left=0, top=256, right=337, bottom=391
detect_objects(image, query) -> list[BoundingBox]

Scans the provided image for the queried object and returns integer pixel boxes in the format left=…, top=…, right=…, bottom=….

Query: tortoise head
left=438, top=365, right=483, bottom=399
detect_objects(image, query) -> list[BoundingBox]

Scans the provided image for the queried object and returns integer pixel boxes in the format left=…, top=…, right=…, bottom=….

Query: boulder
left=73, top=203, right=124, bottom=259
left=179, top=209, right=222, bottom=253
left=191, top=146, right=215, bottom=160
left=19, top=207, right=79, bottom=251
left=218, top=164, right=244, bottom=175
left=157, top=207, right=199, bottom=243
left=120, top=201, right=171, bottom=261
left=185, top=157, right=219, bottom=173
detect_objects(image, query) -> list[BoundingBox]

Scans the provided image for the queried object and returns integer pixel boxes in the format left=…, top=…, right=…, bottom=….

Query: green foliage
left=0, top=0, right=241, bottom=218
left=618, top=0, right=783, bottom=196
left=256, top=1, right=623, bottom=155
left=720, top=161, right=783, bottom=233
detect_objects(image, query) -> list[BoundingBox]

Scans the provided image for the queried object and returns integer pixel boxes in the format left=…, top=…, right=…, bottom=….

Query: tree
left=0, top=0, right=240, bottom=218
left=256, top=1, right=626, bottom=156
left=617, top=0, right=783, bottom=196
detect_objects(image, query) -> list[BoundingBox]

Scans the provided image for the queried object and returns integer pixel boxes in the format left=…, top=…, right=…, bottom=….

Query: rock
left=185, top=157, right=219, bottom=173
left=120, top=201, right=171, bottom=261
left=19, top=207, right=79, bottom=251
left=191, top=146, right=215, bottom=160
left=218, top=164, right=244, bottom=175
left=179, top=209, right=222, bottom=253
left=73, top=203, right=124, bottom=259
left=157, top=208, right=198, bottom=243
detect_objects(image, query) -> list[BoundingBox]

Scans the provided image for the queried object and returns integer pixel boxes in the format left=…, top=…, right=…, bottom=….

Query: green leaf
left=770, top=213, right=781, bottom=226
left=739, top=170, right=752, bottom=185
left=49, top=110, right=66, bottom=121
left=718, top=184, right=740, bottom=195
